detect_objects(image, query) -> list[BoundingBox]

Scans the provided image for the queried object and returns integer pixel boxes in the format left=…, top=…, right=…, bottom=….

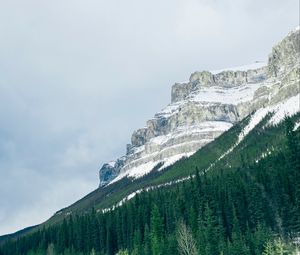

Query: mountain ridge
left=99, top=27, right=300, bottom=187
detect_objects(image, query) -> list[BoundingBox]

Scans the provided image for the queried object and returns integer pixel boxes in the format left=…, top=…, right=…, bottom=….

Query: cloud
left=0, top=0, right=298, bottom=235
left=0, top=172, right=95, bottom=235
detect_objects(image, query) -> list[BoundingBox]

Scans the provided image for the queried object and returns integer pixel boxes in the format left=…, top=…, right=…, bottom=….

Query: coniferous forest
left=0, top=117, right=299, bottom=255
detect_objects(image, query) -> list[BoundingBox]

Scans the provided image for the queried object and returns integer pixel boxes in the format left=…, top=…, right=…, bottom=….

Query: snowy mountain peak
left=99, top=28, right=300, bottom=187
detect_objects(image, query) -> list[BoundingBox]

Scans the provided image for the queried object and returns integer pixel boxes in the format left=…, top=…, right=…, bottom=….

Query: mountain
left=99, top=27, right=299, bottom=187
left=1, top=89, right=299, bottom=255
left=0, top=28, right=299, bottom=255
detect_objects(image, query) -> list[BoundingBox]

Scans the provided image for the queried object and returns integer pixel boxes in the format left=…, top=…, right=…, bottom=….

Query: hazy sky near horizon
left=0, top=0, right=298, bottom=235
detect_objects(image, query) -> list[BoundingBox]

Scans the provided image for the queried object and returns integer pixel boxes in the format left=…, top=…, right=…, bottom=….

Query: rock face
left=99, top=27, right=300, bottom=187
left=99, top=158, right=126, bottom=187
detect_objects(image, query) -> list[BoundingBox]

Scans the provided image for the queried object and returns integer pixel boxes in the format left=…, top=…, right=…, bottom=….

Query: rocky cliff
left=99, top=27, right=300, bottom=187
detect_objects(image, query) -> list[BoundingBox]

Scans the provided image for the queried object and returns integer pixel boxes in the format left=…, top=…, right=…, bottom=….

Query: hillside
left=42, top=27, right=300, bottom=225
left=0, top=106, right=299, bottom=255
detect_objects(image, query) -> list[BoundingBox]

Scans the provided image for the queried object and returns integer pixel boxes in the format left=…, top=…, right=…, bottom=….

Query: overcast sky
left=0, top=0, right=298, bottom=235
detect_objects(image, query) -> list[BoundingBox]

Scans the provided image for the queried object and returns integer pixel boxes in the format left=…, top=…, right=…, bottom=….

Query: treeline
left=1, top=117, right=299, bottom=255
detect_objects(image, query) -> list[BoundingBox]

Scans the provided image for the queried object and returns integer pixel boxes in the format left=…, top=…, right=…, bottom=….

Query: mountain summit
left=99, top=27, right=300, bottom=187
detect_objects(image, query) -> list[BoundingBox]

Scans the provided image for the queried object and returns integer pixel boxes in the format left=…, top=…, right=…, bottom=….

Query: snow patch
left=191, top=82, right=264, bottom=105
left=157, top=101, right=185, bottom=118
left=107, top=161, right=116, bottom=167
left=132, top=145, right=145, bottom=154
left=127, top=161, right=160, bottom=178
left=157, top=80, right=265, bottom=120
left=109, top=160, right=161, bottom=185
left=150, top=121, right=232, bottom=145
left=211, top=61, right=266, bottom=75
left=110, top=150, right=196, bottom=185
left=240, top=108, right=269, bottom=139
left=269, top=94, right=300, bottom=125
left=294, top=121, right=300, bottom=131
left=255, top=148, right=275, bottom=163
left=158, top=152, right=195, bottom=171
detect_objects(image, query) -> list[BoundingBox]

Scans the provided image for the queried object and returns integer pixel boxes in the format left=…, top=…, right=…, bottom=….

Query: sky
left=0, top=0, right=298, bottom=235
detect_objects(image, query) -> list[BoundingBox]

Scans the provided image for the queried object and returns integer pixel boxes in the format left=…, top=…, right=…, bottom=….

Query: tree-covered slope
left=47, top=107, right=299, bottom=223
left=1, top=111, right=299, bottom=255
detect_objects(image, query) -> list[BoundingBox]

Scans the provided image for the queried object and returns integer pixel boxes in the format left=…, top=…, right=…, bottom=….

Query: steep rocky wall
left=268, top=27, right=300, bottom=77
left=99, top=27, right=300, bottom=187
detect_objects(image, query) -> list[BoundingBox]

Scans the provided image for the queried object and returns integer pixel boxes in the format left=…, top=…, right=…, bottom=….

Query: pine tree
left=150, top=204, right=164, bottom=255
left=262, top=240, right=274, bottom=255
left=143, top=224, right=151, bottom=255
left=201, top=203, right=220, bottom=255
left=230, top=208, right=250, bottom=255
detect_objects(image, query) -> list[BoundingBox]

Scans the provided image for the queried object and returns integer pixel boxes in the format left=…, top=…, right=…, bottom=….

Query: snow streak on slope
left=209, top=94, right=300, bottom=167
left=101, top=175, right=193, bottom=213
left=269, top=94, right=300, bottom=125
left=294, top=121, right=300, bottom=131
left=236, top=94, right=299, bottom=145
left=210, top=108, right=269, bottom=165
left=109, top=152, right=195, bottom=185
left=158, top=152, right=194, bottom=170
left=109, top=161, right=161, bottom=185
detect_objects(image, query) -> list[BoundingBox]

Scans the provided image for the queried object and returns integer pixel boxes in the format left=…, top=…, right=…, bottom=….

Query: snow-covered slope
left=99, top=28, right=300, bottom=187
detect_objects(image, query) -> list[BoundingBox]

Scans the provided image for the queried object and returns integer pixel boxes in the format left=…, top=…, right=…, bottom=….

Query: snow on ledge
left=211, top=61, right=267, bottom=75
left=150, top=121, right=232, bottom=145
left=190, top=82, right=264, bottom=105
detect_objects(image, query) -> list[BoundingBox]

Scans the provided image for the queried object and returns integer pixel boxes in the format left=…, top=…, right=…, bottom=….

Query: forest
left=0, top=116, right=299, bottom=255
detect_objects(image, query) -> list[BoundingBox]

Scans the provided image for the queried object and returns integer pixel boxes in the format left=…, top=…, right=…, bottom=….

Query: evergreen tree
left=150, top=204, right=164, bottom=255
